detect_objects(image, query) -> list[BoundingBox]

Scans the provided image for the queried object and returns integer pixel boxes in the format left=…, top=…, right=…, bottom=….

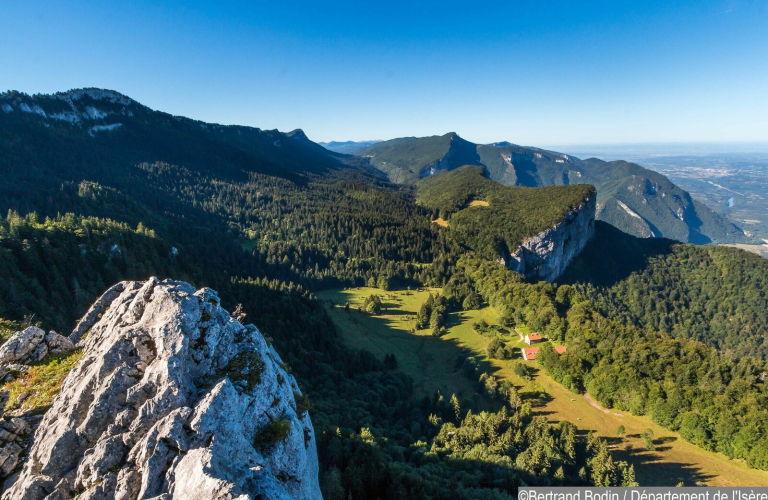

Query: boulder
left=2, top=278, right=321, bottom=500
left=0, top=327, right=75, bottom=379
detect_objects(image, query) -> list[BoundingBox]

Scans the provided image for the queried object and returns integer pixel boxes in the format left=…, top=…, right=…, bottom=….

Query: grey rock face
left=504, top=192, right=596, bottom=282
left=0, top=326, right=72, bottom=485
left=0, top=417, right=31, bottom=479
left=0, top=327, right=75, bottom=378
left=3, top=278, right=321, bottom=500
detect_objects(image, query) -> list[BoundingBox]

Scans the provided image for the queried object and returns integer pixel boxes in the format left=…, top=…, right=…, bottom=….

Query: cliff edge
left=504, top=191, right=596, bottom=282
left=3, top=278, right=321, bottom=500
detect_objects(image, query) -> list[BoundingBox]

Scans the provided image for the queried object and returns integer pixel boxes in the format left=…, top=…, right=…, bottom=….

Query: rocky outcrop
left=504, top=192, right=596, bottom=282
left=3, top=278, right=321, bottom=500
left=0, top=417, right=31, bottom=480
left=0, top=327, right=73, bottom=486
left=0, top=327, right=74, bottom=379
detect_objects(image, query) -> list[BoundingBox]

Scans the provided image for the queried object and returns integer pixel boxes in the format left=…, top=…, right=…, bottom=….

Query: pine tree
left=450, top=394, right=461, bottom=422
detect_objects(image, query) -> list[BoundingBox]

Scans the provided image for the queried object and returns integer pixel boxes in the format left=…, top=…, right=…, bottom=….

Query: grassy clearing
left=318, top=287, right=768, bottom=486
left=318, top=287, right=479, bottom=402
left=1, top=350, right=83, bottom=415
left=431, top=218, right=449, bottom=227
left=468, top=200, right=489, bottom=207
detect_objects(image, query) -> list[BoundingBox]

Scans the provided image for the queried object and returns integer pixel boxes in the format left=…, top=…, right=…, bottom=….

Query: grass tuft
left=1, top=350, right=83, bottom=414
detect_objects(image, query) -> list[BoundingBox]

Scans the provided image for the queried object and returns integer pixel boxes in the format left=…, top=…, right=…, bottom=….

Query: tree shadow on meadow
left=611, top=445, right=714, bottom=486
left=314, top=290, right=721, bottom=488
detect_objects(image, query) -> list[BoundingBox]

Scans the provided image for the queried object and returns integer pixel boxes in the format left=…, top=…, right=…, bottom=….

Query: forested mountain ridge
left=416, top=166, right=596, bottom=281
left=356, top=133, right=747, bottom=244
left=0, top=88, right=378, bottom=189
left=0, top=90, right=595, bottom=291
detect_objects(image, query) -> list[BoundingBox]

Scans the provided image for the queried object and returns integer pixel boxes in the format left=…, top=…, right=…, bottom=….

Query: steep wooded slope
left=562, top=221, right=768, bottom=359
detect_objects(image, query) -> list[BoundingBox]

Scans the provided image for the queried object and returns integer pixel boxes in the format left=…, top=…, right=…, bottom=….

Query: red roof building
left=554, top=345, right=567, bottom=354
left=522, top=346, right=540, bottom=360
left=525, top=333, right=542, bottom=345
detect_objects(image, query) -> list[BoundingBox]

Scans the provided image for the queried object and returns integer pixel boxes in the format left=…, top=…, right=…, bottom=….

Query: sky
left=2, top=0, right=767, bottom=146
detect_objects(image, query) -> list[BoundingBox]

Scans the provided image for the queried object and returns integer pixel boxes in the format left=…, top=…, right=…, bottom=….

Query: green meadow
left=317, top=286, right=768, bottom=487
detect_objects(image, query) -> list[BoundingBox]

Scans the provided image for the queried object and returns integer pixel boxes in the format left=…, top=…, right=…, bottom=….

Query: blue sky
left=1, top=0, right=767, bottom=145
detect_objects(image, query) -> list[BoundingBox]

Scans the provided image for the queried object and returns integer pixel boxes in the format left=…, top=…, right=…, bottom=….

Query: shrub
left=511, top=362, right=531, bottom=380
left=294, top=391, right=312, bottom=417
left=363, top=294, right=382, bottom=315
left=222, top=350, right=264, bottom=391
left=254, top=417, right=291, bottom=449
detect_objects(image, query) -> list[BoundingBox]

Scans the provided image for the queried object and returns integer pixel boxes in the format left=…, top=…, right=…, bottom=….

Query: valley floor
left=317, top=287, right=768, bottom=487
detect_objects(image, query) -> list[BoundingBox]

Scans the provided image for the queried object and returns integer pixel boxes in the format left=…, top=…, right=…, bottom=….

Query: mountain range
left=3, top=89, right=745, bottom=246
left=349, top=133, right=748, bottom=244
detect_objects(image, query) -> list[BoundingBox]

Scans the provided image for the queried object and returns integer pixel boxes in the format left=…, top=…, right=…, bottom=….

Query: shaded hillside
left=0, top=88, right=378, bottom=213
left=359, top=133, right=481, bottom=183
left=561, top=221, right=768, bottom=359
left=356, top=134, right=747, bottom=244
left=417, top=166, right=595, bottom=266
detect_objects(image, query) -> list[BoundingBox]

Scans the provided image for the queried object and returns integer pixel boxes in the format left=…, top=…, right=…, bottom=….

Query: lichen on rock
left=2, top=278, right=321, bottom=500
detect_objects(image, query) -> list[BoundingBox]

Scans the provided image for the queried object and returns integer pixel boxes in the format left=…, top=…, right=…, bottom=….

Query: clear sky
left=2, top=0, right=767, bottom=145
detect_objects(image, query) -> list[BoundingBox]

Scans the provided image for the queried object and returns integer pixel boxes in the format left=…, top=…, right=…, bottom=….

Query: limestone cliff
left=3, top=278, right=321, bottom=500
left=503, top=192, right=596, bottom=282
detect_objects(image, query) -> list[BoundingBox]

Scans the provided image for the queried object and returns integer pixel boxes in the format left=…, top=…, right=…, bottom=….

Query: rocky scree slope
left=3, top=278, right=321, bottom=500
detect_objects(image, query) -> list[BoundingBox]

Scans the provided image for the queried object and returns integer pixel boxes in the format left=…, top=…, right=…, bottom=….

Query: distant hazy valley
left=556, top=145, right=768, bottom=257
